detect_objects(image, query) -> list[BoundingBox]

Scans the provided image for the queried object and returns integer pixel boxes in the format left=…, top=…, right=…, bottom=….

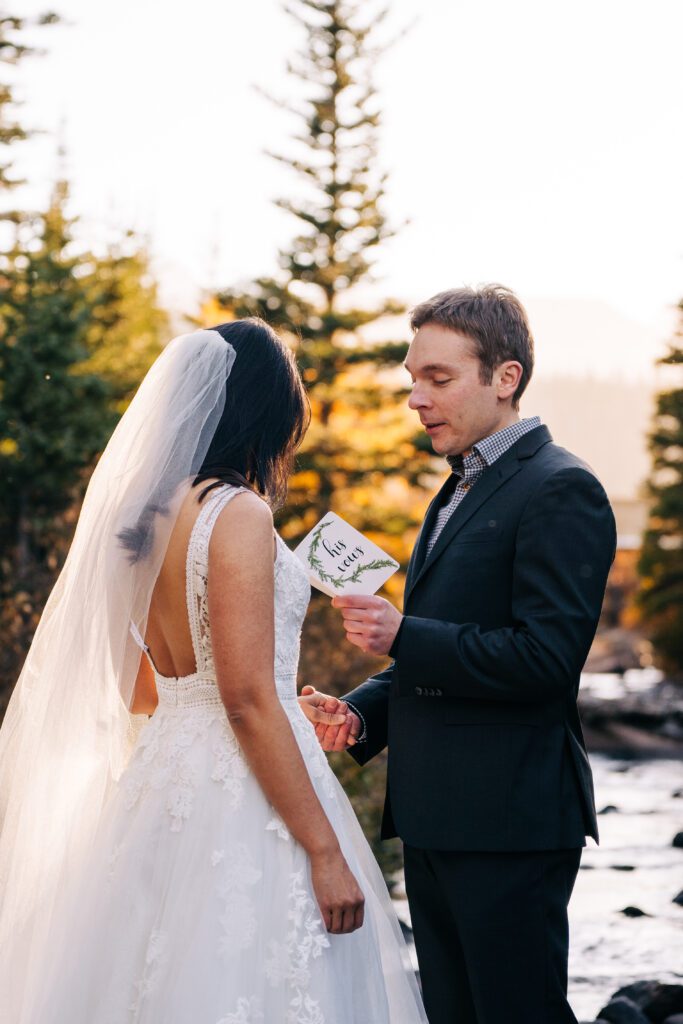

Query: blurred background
left=1, top=1, right=682, bottom=1019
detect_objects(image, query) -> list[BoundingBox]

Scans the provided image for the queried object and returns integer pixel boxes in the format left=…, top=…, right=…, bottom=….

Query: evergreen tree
left=209, top=0, right=432, bottom=544
left=0, top=180, right=113, bottom=704
left=80, top=234, right=168, bottom=412
left=0, top=183, right=170, bottom=709
left=638, top=321, right=683, bottom=672
left=0, top=10, right=59, bottom=203
left=207, top=0, right=433, bottom=875
left=0, top=179, right=113, bottom=580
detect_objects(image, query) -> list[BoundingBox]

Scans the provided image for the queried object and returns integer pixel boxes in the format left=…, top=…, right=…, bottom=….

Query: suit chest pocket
left=453, top=520, right=503, bottom=545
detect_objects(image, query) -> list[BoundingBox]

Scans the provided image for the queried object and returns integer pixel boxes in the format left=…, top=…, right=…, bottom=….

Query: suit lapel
left=405, top=425, right=553, bottom=602
left=405, top=475, right=456, bottom=591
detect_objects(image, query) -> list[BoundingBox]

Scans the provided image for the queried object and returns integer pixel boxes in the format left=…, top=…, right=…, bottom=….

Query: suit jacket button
left=415, top=687, right=423, bottom=696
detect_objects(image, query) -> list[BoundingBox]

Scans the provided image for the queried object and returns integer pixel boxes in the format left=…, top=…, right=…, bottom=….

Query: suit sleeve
left=394, top=467, right=617, bottom=703
left=342, top=665, right=394, bottom=765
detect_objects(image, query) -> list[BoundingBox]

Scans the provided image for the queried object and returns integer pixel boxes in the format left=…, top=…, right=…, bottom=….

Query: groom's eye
left=433, top=378, right=452, bottom=386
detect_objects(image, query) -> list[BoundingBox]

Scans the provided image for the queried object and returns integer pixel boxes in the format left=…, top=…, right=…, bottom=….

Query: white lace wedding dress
left=32, top=485, right=426, bottom=1024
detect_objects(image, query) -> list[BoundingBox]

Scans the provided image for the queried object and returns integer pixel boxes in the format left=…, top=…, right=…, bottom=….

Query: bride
left=0, top=320, right=426, bottom=1023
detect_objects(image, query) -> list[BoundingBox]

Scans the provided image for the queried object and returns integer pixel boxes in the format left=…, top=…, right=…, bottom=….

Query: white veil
left=0, top=329, right=235, bottom=1015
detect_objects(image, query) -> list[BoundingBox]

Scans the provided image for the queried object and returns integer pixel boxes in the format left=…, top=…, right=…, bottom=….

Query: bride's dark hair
left=118, top=318, right=309, bottom=561
left=193, top=318, right=310, bottom=506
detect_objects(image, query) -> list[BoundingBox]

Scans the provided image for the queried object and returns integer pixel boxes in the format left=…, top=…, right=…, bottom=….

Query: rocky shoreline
left=580, top=980, right=683, bottom=1023
left=580, top=630, right=683, bottom=758
left=580, top=675, right=683, bottom=757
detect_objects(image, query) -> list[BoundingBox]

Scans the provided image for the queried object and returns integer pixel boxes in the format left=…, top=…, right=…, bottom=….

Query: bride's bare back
left=130, top=478, right=272, bottom=712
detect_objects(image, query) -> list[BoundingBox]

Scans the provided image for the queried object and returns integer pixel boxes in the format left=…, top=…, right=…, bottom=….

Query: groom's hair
left=410, top=284, right=534, bottom=409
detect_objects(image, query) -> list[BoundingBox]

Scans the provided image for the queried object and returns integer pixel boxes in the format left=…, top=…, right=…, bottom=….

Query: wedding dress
left=29, top=483, right=426, bottom=1023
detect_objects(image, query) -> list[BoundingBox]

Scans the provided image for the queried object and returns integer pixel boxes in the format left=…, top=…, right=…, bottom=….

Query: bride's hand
left=309, top=847, right=365, bottom=934
left=298, top=686, right=360, bottom=750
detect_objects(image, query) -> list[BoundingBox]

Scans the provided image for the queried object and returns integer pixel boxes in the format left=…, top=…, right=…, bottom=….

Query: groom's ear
left=496, top=360, right=523, bottom=401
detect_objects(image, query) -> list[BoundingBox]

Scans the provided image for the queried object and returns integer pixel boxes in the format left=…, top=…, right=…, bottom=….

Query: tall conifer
left=208, top=0, right=431, bottom=874
left=0, top=10, right=58, bottom=205
left=638, top=320, right=683, bottom=671
left=211, top=0, right=432, bottom=543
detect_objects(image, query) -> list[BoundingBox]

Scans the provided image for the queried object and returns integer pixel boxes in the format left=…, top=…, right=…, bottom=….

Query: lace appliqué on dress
left=266, top=815, right=291, bottom=841
left=265, top=869, right=330, bottom=1024
left=124, top=712, right=215, bottom=831
left=217, top=996, right=264, bottom=1024
left=214, top=841, right=263, bottom=958
left=211, top=720, right=249, bottom=808
left=129, top=929, right=168, bottom=1021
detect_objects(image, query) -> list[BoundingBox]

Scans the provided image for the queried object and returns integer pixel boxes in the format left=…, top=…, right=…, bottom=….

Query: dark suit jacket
left=344, top=425, right=617, bottom=852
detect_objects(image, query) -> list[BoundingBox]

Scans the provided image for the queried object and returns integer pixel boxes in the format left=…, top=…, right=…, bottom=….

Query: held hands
left=298, top=686, right=361, bottom=751
left=331, top=595, right=402, bottom=656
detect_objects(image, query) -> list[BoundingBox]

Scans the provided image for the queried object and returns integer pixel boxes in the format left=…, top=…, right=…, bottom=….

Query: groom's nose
left=408, top=384, right=431, bottom=410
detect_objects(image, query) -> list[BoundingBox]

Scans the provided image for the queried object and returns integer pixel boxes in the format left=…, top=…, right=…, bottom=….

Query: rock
left=613, top=980, right=683, bottom=1021
left=579, top=670, right=683, bottom=755
left=672, top=789, right=683, bottom=798
left=662, top=1016, right=683, bottom=1024
left=673, top=832, right=683, bottom=848
left=620, top=906, right=651, bottom=917
left=597, top=996, right=651, bottom=1023
left=673, top=890, right=683, bottom=907
left=611, top=864, right=636, bottom=871
left=599, top=804, right=620, bottom=815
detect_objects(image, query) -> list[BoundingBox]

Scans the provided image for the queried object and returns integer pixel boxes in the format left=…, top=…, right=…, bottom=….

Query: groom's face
left=405, top=323, right=507, bottom=457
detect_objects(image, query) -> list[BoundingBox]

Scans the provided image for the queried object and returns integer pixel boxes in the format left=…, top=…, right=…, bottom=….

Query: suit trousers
left=403, top=844, right=582, bottom=1024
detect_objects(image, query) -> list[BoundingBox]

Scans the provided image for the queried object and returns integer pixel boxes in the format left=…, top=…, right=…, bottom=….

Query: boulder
left=597, top=997, right=651, bottom=1023
left=662, top=1016, right=683, bottom=1024
left=611, top=864, right=636, bottom=871
left=673, top=890, right=683, bottom=907
left=599, top=804, right=620, bottom=815
left=673, top=832, right=683, bottom=849
left=612, top=981, right=683, bottom=1021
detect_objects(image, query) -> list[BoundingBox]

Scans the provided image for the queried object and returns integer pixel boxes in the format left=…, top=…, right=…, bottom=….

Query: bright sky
left=12, top=0, right=683, bottom=382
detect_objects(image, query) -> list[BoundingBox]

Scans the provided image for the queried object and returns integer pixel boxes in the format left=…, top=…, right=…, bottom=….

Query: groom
left=300, top=285, right=616, bottom=1024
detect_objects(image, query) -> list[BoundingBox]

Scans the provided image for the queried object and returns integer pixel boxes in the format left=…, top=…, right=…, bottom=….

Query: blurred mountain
left=523, top=374, right=655, bottom=500
left=524, top=297, right=670, bottom=380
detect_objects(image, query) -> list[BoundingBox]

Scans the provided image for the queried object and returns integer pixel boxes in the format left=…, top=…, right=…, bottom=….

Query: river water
left=392, top=743, right=683, bottom=1020
left=568, top=754, right=683, bottom=1020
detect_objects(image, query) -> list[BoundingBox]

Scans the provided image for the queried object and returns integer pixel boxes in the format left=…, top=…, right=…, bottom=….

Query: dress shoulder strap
left=185, top=484, right=247, bottom=673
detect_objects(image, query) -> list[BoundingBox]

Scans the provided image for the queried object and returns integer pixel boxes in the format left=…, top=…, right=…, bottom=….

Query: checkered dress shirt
left=426, top=417, right=542, bottom=556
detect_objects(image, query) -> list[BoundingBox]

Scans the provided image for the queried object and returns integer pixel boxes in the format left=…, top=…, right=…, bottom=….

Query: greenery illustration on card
left=294, top=512, right=400, bottom=597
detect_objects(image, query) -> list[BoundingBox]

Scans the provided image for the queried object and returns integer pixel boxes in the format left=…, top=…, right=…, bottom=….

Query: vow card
left=293, top=512, right=400, bottom=597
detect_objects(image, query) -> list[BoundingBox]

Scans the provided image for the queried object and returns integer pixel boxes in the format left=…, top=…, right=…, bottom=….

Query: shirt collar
left=447, top=416, right=542, bottom=474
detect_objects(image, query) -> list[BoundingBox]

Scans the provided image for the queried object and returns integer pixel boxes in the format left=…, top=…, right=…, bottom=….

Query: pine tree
left=638, top=320, right=683, bottom=672
left=207, top=0, right=433, bottom=875
left=80, top=234, right=168, bottom=412
left=0, top=180, right=113, bottom=581
left=0, top=180, right=114, bottom=705
left=0, top=10, right=59, bottom=204
left=209, top=0, right=433, bottom=546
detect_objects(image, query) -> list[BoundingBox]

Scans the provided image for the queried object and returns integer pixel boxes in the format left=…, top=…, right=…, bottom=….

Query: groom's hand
left=298, top=686, right=361, bottom=751
left=332, top=595, right=402, bottom=656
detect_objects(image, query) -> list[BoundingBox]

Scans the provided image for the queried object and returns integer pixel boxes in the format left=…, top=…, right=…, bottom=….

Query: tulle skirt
left=22, top=695, right=426, bottom=1024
